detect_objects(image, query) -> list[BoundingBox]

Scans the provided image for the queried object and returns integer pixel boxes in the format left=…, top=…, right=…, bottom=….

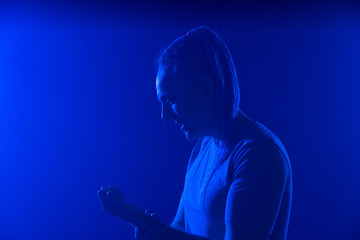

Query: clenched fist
left=97, top=186, right=146, bottom=227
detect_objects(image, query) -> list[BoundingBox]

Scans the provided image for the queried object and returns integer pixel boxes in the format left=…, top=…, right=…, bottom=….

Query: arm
left=98, top=141, right=290, bottom=240
left=134, top=190, right=269, bottom=240
left=97, top=186, right=213, bottom=240
left=223, top=140, right=290, bottom=240
left=135, top=197, right=216, bottom=240
left=135, top=213, right=215, bottom=240
left=98, top=186, right=270, bottom=240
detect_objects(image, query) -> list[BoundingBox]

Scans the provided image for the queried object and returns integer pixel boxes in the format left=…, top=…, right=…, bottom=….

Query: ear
left=197, top=75, right=215, bottom=100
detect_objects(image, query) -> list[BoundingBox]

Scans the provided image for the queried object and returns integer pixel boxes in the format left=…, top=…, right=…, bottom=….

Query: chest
left=183, top=145, right=231, bottom=227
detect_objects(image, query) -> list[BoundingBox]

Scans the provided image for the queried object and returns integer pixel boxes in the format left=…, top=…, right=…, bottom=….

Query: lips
left=174, top=120, right=187, bottom=131
left=174, top=120, right=183, bottom=127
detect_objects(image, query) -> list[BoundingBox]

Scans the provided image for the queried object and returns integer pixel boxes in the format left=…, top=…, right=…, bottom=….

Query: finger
left=106, top=190, right=124, bottom=202
left=100, top=186, right=125, bottom=197
left=101, top=186, right=119, bottom=190
left=97, top=190, right=112, bottom=212
left=101, top=187, right=125, bottom=199
left=97, top=189, right=106, bottom=197
left=98, top=189, right=122, bottom=206
left=97, top=190, right=109, bottom=202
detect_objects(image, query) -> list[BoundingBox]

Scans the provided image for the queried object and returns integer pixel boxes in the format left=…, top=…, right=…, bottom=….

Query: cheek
left=172, top=102, right=195, bottom=122
left=184, top=99, right=207, bottom=122
left=172, top=94, right=211, bottom=126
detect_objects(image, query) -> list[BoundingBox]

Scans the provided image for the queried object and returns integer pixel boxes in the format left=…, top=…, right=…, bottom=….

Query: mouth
left=174, top=120, right=188, bottom=132
left=174, top=120, right=182, bottom=127
left=181, top=124, right=190, bottom=133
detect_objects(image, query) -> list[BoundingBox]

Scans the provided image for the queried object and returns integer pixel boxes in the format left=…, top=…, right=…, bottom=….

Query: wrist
left=128, top=211, right=149, bottom=228
left=134, top=211, right=174, bottom=240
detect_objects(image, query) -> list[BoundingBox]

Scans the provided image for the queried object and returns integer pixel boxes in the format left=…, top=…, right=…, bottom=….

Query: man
left=98, top=26, right=293, bottom=240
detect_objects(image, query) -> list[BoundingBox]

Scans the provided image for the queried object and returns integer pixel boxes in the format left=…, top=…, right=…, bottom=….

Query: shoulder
left=229, top=121, right=291, bottom=179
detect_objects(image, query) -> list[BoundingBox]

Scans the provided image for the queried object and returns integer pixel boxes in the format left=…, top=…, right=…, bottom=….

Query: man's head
left=156, top=54, right=216, bottom=140
left=155, top=26, right=240, bottom=141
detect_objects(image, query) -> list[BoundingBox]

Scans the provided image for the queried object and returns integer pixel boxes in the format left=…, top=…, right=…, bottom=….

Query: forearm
left=170, top=228, right=214, bottom=240
left=135, top=214, right=215, bottom=240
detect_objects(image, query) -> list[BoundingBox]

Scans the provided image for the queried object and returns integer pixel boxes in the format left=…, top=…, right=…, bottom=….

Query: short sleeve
left=225, top=139, right=290, bottom=234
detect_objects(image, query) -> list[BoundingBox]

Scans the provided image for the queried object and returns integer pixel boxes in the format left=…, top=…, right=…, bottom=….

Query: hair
left=154, top=26, right=240, bottom=144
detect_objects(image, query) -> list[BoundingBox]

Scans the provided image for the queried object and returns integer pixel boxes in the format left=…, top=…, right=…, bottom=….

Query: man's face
left=156, top=61, right=215, bottom=141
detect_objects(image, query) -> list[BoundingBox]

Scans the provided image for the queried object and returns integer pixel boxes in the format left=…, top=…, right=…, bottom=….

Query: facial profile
left=155, top=26, right=241, bottom=142
left=156, top=60, right=216, bottom=141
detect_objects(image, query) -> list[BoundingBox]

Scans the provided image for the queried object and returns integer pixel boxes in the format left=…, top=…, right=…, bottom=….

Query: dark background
left=0, top=1, right=359, bottom=239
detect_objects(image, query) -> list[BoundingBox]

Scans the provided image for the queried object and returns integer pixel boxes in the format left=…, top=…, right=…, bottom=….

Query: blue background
left=0, top=2, right=359, bottom=240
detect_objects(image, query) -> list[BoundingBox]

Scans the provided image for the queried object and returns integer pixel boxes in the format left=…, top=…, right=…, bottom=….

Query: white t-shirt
left=181, top=120, right=293, bottom=239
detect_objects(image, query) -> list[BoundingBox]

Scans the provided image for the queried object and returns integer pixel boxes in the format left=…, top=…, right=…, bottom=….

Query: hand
left=97, top=186, right=145, bottom=226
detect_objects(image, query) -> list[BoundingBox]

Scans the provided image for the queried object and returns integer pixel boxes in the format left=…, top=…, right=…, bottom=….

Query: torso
left=182, top=119, right=293, bottom=239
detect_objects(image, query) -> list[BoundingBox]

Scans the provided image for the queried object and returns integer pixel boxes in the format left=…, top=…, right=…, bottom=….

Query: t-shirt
left=181, top=120, right=293, bottom=240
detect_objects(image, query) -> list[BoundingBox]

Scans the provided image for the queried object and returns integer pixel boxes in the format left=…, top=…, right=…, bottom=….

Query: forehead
left=156, top=62, right=182, bottom=98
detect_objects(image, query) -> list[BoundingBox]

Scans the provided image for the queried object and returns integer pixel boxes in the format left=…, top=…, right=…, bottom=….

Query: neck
left=212, top=109, right=254, bottom=147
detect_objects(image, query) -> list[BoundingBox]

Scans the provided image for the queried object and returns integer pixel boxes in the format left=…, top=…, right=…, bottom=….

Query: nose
left=161, top=104, right=175, bottom=121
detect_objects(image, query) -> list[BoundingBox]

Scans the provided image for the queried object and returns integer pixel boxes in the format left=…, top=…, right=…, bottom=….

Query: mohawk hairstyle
left=155, top=26, right=241, bottom=143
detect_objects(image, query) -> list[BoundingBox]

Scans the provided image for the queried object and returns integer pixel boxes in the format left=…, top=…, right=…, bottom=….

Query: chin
left=184, top=131, right=200, bottom=142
